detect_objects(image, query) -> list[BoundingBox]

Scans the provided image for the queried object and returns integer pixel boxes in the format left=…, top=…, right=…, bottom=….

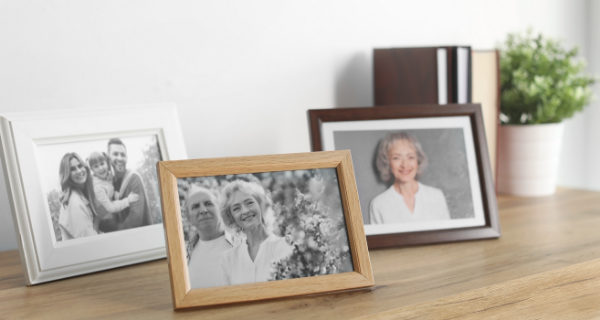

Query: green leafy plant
left=500, top=30, right=596, bottom=124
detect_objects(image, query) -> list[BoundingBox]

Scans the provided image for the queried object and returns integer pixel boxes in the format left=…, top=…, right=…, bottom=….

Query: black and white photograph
left=0, top=105, right=186, bottom=285
left=39, top=135, right=163, bottom=242
left=176, top=168, right=354, bottom=289
left=320, top=116, right=487, bottom=236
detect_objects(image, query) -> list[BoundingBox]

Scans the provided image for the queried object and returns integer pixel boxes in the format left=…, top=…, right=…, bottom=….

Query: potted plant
left=497, top=30, right=596, bottom=196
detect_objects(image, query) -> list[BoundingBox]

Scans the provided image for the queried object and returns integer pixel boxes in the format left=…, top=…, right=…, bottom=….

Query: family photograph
left=42, top=135, right=163, bottom=241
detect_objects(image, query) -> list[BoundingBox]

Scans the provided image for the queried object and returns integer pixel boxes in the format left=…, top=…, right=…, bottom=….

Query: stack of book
left=373, top=46, right=500, bottom=183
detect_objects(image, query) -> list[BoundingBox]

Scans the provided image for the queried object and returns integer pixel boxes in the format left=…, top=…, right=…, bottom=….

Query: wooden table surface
left=2, top=188, right=600, bottom=319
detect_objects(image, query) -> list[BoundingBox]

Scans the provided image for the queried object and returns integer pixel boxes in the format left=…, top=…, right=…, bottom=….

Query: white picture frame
left=0, top=104, right=187, bottom=285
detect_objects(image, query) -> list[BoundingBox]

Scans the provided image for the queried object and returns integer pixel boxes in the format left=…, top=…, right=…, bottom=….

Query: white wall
left=557, top=0, right=599, bottom=190
left=584, top=0, right=600, bottom=191
left=0, top=0, right=592, bottom=251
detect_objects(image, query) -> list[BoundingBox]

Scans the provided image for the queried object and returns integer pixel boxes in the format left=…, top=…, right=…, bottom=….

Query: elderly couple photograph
left=179, top=169, right=354, bottom=289
left=43, top=136, right=163, bottom=241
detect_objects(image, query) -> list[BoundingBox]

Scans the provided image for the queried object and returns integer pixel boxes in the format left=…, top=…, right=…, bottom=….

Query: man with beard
left=98, top=138, right=152, bottom=232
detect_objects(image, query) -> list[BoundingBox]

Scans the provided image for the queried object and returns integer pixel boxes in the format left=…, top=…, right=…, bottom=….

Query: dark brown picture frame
left=308, top=104, right=500, bottom=249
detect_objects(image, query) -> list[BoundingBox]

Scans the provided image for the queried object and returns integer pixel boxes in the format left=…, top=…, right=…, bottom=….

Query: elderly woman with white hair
left=185, top=185, right=232, bottom=289
left=369, top=131, right=450, bottom=224
left=218, top=180, right=293, bottom=286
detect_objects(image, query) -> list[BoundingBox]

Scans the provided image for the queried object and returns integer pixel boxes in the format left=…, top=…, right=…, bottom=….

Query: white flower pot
left=497, top=123, right=564, bottom=197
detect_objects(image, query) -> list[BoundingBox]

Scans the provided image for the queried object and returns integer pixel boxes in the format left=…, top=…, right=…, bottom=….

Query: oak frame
left=308, top=104, right=500, bottom=249
left=157, top=150, right=374, bottom=310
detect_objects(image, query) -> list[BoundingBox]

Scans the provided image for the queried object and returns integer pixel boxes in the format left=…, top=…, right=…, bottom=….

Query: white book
left=436, top=48, right=448, bottom=105
left=457, top=47, right=470, bottom=104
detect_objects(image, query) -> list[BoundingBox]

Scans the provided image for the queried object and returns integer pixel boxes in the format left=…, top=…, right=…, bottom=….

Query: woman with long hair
left=57, top=152, right=99, bottom=240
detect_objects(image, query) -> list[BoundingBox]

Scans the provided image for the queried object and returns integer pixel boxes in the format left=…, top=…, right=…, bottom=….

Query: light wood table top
left=1, top=188, right=600, bottom=319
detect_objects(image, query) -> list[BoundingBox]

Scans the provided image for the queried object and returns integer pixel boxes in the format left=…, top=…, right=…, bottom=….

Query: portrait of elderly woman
left=370, top=131, right=450, bottom=224
left=217, top=180, right=293, bottom=286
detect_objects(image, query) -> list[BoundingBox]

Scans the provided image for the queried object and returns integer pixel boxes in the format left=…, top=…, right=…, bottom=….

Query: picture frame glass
left=321, top=116, right=486, bottom=235
left=37, top=134, right=164, bottom=245
left=176, top=168, right=354, bottom=290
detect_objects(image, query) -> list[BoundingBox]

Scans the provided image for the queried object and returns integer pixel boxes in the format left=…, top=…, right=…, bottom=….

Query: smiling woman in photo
left=218, top=180, right=293, bottom=286
left=57, top=152, right=99, bottom=240
left=369, top=132, right=450, bottom=225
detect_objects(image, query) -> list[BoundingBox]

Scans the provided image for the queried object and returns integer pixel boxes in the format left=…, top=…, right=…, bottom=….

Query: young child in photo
left=87, top=151, right=139, bottom=231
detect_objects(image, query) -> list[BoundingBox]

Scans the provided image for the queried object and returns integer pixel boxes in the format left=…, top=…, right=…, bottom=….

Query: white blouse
left=187, top=235, right=232, bottom=289
left=58, top=190, right=98, bottom=240
left=219, top=234, right=293, bottom=286
left=369, top=182, right=450, bottom=224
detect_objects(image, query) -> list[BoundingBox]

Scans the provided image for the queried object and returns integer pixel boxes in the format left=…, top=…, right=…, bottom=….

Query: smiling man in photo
left=98, top=138, right=153, bottom=232
left=184, top=185, right=231, bottom=288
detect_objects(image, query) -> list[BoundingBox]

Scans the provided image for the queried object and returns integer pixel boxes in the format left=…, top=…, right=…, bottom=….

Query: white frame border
left=0, top=104, right=187, bottom=285
left=321, top=116, right=486, bottom=235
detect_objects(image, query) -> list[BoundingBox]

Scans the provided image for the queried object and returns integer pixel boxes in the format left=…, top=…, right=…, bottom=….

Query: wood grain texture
left=337, top=150, right=374, bottom=283
left=362, top=258, right=600, bottom=319
left=160, top=151, right=348, bottom=178
left=1, top=188, right=600, bottom=319
left=157, top=151, right=374, bottom=309
left=308, top=104, right=500, bottom=249
left=157, top=162, right=190, bottom=307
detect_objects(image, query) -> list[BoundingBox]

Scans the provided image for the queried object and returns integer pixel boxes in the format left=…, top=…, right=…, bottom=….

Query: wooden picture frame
left=308, top=104, right=500, bottom=249
left=157, top=150, right=374, bottom=309
left=0, top=104, right=187, bottom=285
